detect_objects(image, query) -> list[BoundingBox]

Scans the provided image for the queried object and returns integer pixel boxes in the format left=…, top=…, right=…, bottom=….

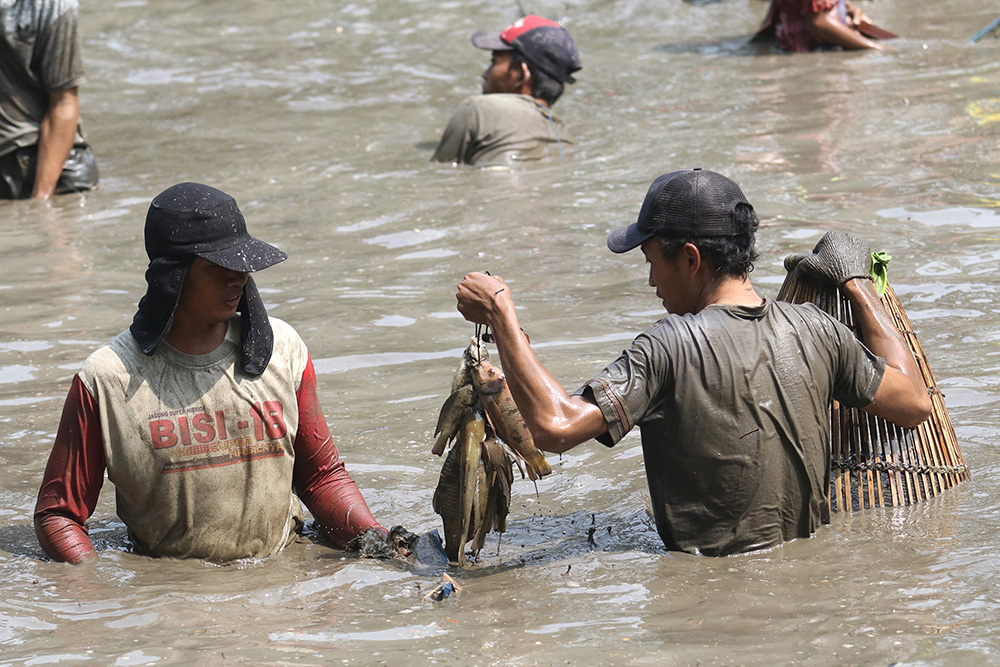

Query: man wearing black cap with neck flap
left=455, top=169, right=931, bottom=556
left=35, top=183, right=398, bottom=563
left=431, top=14, right=581, bottom=167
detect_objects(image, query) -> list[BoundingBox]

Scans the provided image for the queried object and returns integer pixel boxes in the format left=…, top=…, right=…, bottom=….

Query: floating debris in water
left=423, top=573, right=461, bottom=602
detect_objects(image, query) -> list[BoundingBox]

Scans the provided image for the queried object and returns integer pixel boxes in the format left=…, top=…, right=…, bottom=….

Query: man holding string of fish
left=455, top=168, right=931, bottom=556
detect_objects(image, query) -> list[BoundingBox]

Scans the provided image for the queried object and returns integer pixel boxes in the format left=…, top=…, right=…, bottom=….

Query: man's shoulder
left=645, top=300, right=839, bottom=340
left=436, top=93, right=571, bottom=166
left=457, top=93, right=543, bottom=116
left=766, top=299, right=844, bottom=328
left=630, top=314, right=692, bottom=354
left=764, top=298, right=820, bottom=316
left=268, top=316, right=308, bottom=349
left=78, top=329, right=140, bottom=382
left=6, top=0, right=80, bottom=25
left=266, top=316, right=310, bottom=366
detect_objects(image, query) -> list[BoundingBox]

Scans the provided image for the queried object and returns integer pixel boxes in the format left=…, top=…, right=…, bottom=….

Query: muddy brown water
left=2, top=0, right=1000, bottom=664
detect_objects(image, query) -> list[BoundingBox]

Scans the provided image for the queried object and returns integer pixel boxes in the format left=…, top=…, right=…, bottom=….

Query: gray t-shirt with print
left=79, top=317, right=309, bottom=561
left=581, top=299, right=885, bottom=556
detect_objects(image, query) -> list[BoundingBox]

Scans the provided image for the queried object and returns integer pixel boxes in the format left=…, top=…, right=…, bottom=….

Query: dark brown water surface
left=2, top=0, right=999, bottom=664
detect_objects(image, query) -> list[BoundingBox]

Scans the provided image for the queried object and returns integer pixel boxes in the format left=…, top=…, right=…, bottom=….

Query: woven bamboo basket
left=776, top=272, right=969, bottom=511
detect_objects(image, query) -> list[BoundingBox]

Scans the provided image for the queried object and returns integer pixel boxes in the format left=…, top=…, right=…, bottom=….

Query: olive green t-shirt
left=430, top=93, right=574, bottom=167
left=581, top=299, right=885, bottom=556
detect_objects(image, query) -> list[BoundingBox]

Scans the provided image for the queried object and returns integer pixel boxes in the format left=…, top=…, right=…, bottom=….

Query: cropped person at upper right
left=756, top=0, right=888, bottom=52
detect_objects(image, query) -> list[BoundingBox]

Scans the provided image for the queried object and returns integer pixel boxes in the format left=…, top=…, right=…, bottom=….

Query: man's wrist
left=486, top=296, right=516, bottom=329
left=487, top=307, right=528, bottom=345
left=840, top=275, right=875, bottom=297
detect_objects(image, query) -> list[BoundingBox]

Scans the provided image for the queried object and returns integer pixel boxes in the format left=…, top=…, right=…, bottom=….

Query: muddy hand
left=456, top=272, right=511, bottom=325
left=386, top=525, right=418, bottom=558
left=346, top=526, right=416, bottom=559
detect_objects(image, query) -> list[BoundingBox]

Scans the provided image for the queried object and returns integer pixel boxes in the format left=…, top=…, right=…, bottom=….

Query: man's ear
left=681, top=242, right=703, bottom=272
left=517, top=62, right=533, bottom=90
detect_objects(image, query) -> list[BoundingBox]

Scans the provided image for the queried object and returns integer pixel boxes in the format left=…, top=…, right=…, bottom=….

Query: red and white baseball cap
left=470, top=15, right=581, bottom=83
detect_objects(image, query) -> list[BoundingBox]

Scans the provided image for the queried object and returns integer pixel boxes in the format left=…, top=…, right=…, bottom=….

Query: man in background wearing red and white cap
left=431, top=15, right=581, bottom=167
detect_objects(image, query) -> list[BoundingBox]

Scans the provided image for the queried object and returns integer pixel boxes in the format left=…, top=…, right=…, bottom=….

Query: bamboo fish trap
left=776, top=271, right=969, bottom=512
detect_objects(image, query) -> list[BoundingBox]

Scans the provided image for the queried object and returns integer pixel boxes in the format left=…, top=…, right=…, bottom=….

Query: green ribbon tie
left=870, top=250, right=891, bottom=296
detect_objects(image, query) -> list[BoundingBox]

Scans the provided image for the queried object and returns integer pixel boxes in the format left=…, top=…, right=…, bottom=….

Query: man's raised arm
left=841, top=277, right=931, bottom=427
left=787, top=231, right=931, bottom=428
left=455, top=272, right=607, bottom=453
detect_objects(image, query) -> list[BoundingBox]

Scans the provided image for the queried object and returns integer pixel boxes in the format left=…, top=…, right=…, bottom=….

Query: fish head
left=464, top=337, right=489, bottom=364
left=471, top=359, right=506, bottom=394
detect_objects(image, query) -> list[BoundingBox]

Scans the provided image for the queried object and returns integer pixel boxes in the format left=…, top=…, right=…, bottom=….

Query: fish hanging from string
left=430, top=325, right=552, bottom=565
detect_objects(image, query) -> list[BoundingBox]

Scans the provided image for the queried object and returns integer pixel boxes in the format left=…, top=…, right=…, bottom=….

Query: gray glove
left=784, top=231, right=873, bottom=286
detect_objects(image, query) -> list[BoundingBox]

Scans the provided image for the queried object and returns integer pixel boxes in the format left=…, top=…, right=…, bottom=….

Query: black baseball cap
left=145, top=182, right=287, bottom=272
left=470, top=15, right=581, bottom=84
left=607, top=169, right=753, bottom=254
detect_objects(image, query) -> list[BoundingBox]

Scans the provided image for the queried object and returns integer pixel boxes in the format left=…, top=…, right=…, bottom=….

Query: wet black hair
left=509, top=52, right=565, bottom=106
left=656, top=202, right=759, bottom=278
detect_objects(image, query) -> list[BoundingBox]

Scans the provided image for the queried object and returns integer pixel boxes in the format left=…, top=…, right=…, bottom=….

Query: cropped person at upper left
left=0, top=0, right=99, bottom=199
left=34, top=183, right=395, bottom=563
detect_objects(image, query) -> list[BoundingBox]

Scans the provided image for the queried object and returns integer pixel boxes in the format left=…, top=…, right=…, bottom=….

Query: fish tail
left=522, top=449, right=553, bottom=480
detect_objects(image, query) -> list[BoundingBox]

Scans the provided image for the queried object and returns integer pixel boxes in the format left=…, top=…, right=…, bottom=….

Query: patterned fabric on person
left=771, top=0, right=844, bottom=52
